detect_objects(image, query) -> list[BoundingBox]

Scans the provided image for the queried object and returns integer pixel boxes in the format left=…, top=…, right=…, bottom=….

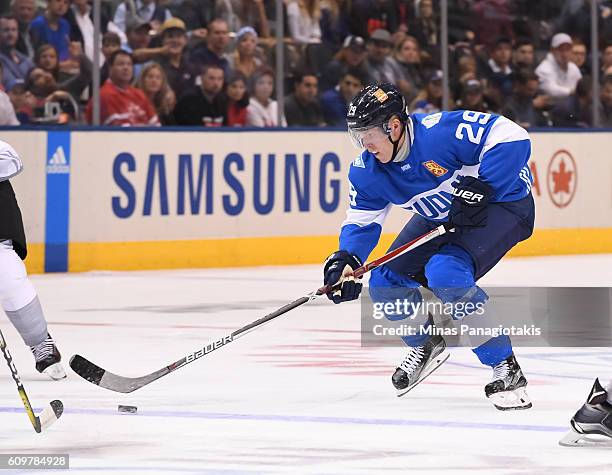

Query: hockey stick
left=70, top=223, right=451, bottom=393
left=0, top=328, right=63, bottom=433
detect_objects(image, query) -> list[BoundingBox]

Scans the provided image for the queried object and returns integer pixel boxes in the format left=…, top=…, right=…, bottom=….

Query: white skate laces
left=399, top=347, right=426, bottom=375
left=30, top=336, right=55, bottom=362
left=492, top=360, right=510, bottom=382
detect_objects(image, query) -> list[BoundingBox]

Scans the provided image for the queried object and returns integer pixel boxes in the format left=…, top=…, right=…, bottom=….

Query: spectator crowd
left=0, top=0, right=611, bottom=128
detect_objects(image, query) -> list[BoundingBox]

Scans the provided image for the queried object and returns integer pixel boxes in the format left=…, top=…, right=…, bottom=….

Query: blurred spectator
left=512, top=37, right=535, bottom=71
left=535, top=33, right=582, bottom=100
left=480, top=36, right=513, bottom=105
left=407, top=0, right=439, bottom=56
left=100, top=31, right=121, bottom=84
left=349, top=0, right=398, bottom=40
left=571, top=38, right=588, bottom=76
left=215, top=0, right=270, bottom=38
left=550, top=76, right=593, bottom=127
left=34, top=43, right=91, bottom=99
left=558, top=0, right=592, bottom=47
left=136, top=62, right=176, bottom=125
left=123, top=18, right=160, bottom=79
left=0, top=15, right=34, bottom=90
left=8, top=82, right=36, bottom=123
left=190, top=18, right=231, bottom=76
left=286, top=0, right=322, bottom=45
left=502, top=69, right=550, bottom=128
left=10, top=0, right=37, bottom=58
left=113, top=0, right=172, bottom=34
left=155, top=18, right=194, bottom=100
left=451, top=53, right=478, bottom=99
left=246, top=67, right=285, bottom=127
left=30, top=0, right=71, bottom=61
left=0, top=62, right=19, bottom=124
left=24, top=66, right=79, bottom=124
left=448, top=0, right=475, bottom=45
left=320, top=67, right=366, bottom=126
left=410, top=69, right=446, bottom=114
left=390, top=35, right=427, bottom=103
left=454, top=79, right=493, bottom=113
left=602, top=43, right=612, bottom=78
left=284, top=71, right=324, bottom=126
left=225, top=71, right=249, bottom=126
left=227, top=26, right=263, bottom=81
left=472, top=0, right=514, bottom=49
left=320, top=0, right=350, bottom=47
left=366, top=29, right=401, bottom=84
left=599, top=74, right=612, bottom=127
left=174, top=63, right=227, bottom=126
left=169, top=0, right=215, bottom=32
left=86, top=50, right=160, bottom=126
left=64, top=0, right=113, bottom=65
left=319, top=35, right=369, bottom=91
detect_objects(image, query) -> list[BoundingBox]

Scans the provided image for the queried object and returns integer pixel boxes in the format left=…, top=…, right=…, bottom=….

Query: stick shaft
left=0, top=329, right=41, bottom=432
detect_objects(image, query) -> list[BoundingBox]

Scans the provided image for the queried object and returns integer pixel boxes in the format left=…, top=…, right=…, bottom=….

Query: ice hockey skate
left=559, top=378, right=612, bottom=447
left=484, top=354, right=531, bottom=410
left=30, top=333, right=66, bottom=380
left=392, top=334, right=449, bottom=397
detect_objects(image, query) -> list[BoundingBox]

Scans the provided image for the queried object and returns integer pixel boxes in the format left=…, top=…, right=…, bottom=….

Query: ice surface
left=1, top=255, right=612, bottom=474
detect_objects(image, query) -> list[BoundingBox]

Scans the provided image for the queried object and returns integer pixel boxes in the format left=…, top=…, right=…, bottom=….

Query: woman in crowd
left=286, top=0, right=322, bottom=45
left=226, top=72, right=249, bottom=127
left=227, top=27, right=263, bottom=81
left=34, top=43, right=91, bottom=100
left=246, top=68, right=286, bottom=127
left=390, top=35, right=427, bottom=103
left=136, top=63, right=176, bottom=125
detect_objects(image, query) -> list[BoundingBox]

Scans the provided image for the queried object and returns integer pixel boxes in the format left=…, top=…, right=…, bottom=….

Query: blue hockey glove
left=449, top=177, right=494, bottom=228
left=323, top=251, right=363, bottom=304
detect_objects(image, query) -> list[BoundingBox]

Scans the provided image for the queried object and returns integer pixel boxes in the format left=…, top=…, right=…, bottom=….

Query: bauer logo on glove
left=448, top=176, right=494, bottom=228
left=323, top=251, right=363, bottom=304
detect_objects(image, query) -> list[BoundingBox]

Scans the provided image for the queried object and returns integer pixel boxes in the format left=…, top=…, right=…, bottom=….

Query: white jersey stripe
left=342, top=204, right=392, bottom=228
left=478, top=116, right=530, bottom=162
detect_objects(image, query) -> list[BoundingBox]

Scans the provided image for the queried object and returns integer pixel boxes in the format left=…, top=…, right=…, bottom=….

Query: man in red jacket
left=86, top=50, right=160, bottom=126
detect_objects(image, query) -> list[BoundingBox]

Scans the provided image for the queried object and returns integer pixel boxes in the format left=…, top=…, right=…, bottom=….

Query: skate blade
left=43, top=363, right=67, bottom=380
left=559, top=430, right=612, bottom=448
left=488, top=386, right=532, bottom=411
left=396, top=349, right=450, bottom=397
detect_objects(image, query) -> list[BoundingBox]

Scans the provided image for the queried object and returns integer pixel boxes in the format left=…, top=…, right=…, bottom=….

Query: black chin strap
left=388, top=123, right=407, bottom=162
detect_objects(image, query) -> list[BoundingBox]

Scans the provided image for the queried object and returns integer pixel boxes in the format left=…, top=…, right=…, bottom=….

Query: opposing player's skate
left=392, top=335, right=449, bottom=397
left=485, top=354, right=531, bottom=410
left=30, top=333, right=66, bottom=380
left=559, top=378, right=612, bottom=447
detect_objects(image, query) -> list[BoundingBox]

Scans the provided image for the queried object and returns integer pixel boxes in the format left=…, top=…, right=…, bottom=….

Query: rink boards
left=3, top=128, right=611, bottom=273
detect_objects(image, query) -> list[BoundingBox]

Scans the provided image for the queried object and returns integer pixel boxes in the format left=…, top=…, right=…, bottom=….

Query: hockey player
left=323, top=83, right=534, bottom=410
left=559, top=378, right=612, bottom=447
left=0, top=140, right=65, bottom=380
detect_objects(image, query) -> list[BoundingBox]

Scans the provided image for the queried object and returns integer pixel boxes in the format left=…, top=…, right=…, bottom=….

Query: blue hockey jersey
left=339, top=110, right=533, bottom=262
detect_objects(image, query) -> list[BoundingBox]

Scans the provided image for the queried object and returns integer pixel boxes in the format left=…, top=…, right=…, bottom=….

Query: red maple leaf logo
left=552, top=159, right=573, bottom=194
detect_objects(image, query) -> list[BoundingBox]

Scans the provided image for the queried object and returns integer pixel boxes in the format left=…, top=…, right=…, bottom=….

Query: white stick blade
left=38, top=399, right=63, bottom=432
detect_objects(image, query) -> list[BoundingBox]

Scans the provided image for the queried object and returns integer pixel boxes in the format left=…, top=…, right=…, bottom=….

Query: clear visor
left=348, top=125, right=388, bottom=150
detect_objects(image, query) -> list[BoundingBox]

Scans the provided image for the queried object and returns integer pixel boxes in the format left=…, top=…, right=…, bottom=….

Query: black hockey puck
left=117, top=404, right=138, bottom=414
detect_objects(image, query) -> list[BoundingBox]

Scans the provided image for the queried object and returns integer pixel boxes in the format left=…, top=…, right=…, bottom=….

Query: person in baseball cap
left=535, top=32, right=582, bottom=99
left=343, top=35, right=366, bottom=52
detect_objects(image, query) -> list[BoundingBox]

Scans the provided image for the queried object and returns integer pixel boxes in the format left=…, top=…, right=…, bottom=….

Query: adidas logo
left=46, top=146, right=70, bottom=174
